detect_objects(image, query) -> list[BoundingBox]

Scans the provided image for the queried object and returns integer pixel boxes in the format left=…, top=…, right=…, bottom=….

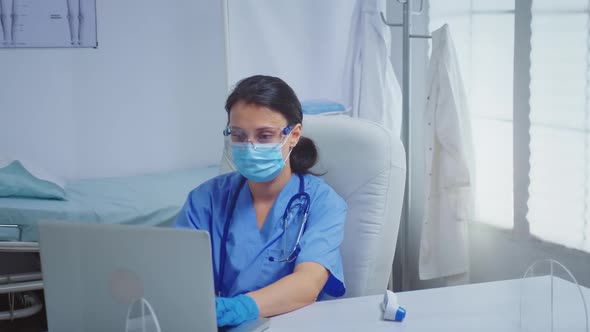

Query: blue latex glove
left=215, top=294, right=260, bottom=327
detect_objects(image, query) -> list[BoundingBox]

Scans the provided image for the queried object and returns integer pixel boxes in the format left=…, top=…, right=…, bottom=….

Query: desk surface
left=268, top=277, right=590, bottom=331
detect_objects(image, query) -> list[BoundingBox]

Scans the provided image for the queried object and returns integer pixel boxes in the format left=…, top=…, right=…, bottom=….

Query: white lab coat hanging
left=419, top=24, right=476, bottom=280
left=345, top=0, right=403, bottom=137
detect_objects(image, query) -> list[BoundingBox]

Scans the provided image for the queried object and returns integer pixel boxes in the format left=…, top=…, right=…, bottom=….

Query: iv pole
left=381, top=0, right=430, bottom=291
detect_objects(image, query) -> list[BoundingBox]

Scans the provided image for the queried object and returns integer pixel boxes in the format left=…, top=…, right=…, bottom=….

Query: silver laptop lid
left=39, top=222, right=217, bottom=332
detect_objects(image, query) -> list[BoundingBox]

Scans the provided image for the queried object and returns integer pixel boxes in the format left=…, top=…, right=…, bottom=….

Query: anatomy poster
left=0, top=0, right=97, bottom=48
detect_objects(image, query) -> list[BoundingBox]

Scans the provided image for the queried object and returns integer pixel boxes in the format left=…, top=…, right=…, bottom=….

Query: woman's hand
left=215, top=294, right=259, bottom=327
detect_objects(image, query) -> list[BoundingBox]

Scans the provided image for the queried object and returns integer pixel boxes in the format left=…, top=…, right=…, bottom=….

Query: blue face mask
left=231, top=140, right=291, bottom=182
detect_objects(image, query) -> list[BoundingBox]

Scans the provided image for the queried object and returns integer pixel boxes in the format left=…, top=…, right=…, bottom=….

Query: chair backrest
left=220, top=115, right=406, bottom=298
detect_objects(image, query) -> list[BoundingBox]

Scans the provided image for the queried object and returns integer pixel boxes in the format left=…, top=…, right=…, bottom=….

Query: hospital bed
left=0, top=166, right=219, bottom=322
left=0, top=166, right=219, bottom=241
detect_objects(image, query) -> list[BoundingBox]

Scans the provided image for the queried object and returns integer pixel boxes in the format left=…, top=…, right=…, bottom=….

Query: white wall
left=226, top=0, right=356, bottom=105
left=0, top=0, right=228, bottom=180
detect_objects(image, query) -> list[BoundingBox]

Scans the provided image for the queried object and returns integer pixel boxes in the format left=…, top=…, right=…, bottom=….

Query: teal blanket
left=0, top=166, right=219, bottom=241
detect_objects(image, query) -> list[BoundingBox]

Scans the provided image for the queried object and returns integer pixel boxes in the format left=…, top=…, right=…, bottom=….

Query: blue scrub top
left=175, top=172, right=347, bottom=298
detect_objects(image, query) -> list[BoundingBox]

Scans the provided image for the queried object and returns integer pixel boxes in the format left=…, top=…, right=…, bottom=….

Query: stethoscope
left=216, top=174, right=311, bottom=297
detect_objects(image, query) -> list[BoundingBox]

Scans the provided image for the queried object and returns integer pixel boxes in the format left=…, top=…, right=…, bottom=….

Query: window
left=528, top=0, right=590, bottom=252
left=429, top=0, right=590, bottom=253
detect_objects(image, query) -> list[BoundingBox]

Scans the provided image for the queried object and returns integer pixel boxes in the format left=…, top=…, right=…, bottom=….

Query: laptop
left=39, top=222, right=269, bottom=332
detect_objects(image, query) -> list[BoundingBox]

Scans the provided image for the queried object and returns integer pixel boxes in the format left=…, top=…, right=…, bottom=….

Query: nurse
left=176, top=75, right=347, bottom=327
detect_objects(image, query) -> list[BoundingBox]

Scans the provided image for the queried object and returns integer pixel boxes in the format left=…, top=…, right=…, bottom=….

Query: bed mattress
left=0, top=166, right=219, bottom=241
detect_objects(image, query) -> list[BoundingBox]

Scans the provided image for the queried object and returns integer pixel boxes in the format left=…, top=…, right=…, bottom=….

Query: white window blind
left=429, top=0, right=515, bottom=229
left=528, top=0, right=590, bottom=252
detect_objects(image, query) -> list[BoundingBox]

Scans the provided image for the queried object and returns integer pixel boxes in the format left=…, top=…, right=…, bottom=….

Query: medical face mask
left=231, top=136, right=292, bottom=182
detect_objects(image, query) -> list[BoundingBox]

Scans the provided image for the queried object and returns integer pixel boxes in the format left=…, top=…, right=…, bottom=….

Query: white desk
left=268, top=277, right=590, bottom=331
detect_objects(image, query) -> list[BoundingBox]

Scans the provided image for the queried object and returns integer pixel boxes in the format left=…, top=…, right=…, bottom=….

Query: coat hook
left=380, top=11, right=402, bottom=27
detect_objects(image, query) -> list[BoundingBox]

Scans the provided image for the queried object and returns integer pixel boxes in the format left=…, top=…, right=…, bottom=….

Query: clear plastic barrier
left=125, top=298, right=162, bottom=332
left=520, top=259, right=588, bottom=332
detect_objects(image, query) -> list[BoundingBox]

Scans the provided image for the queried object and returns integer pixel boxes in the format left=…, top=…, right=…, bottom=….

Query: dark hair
left=225, top=75, right=318, bottom=174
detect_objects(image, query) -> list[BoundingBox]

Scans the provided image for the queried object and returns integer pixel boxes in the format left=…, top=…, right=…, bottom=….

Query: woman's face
left=229, top=101, right=301, bottom=162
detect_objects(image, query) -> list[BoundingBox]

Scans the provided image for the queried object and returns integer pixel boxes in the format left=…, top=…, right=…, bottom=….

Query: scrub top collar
left=236, top=173, right=302, bottom=243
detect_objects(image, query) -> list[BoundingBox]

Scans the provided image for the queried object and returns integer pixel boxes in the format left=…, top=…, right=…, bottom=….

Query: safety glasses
left=223, top=125, right=293, bottom=149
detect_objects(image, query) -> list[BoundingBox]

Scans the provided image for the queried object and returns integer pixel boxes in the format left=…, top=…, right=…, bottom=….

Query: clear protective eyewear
left=223, top=125, right=293, bottom=149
